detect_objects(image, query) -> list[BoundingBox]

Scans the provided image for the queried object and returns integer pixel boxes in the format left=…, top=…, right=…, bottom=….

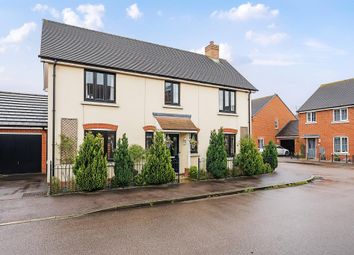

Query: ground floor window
left=224, top=134, right=236, bottom=157
left=85, top=130, right=116, bottom=160
left=190, top=133, right=198, bottom=153
left=145, top=132, right=154, bottom=149
left=334, top=136, right=348, bottom=153
left=258, top=138, right=265, bottom=149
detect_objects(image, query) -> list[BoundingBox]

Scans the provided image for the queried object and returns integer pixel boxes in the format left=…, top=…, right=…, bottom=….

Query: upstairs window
left=334, top=136, right=348, bottom=153
left=85, top=70, right=115, bottom=103
left=333, top=108, right=348, bottom=122
left=165, top=81, right=180, bottom=105
left=306, top=112, right=316, bottom=123
left=224, top=134, right=236, bottom=157
left=219, top=89, right=236, bottom=113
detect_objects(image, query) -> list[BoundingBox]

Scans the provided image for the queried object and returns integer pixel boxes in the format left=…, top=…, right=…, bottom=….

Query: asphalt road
left=1, top=162, right=354, bottom=255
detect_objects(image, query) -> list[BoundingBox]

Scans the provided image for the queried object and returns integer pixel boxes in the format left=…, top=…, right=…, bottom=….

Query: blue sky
left=0, top=1, right=353, bottom=111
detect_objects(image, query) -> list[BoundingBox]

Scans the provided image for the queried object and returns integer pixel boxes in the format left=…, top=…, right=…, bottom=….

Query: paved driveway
left=0, top=174, right=47, bottom=200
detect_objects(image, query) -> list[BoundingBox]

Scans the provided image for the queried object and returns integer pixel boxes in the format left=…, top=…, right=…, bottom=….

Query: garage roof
left=0, top=91, right=47, bottom=128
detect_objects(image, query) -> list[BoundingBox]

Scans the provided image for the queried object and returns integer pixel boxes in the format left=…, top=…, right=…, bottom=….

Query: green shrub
left=112, top=134, right=134, bottom=187
left=230, top=166, right=243, bottom=177
left=50, top=177, right=61, bottom=194
left=134, top=173, right=145, bottom=186
left=206, top=128, right=228, bottom=179
left=262, top=141, right=278, bottom=171
left=73, top=133, right=108, bottom=192
left=141, top=131, right=176, bottom=185
left=262, top=163, right=273, bottom=174
left=58, top=134, right=76, bottom=164
left=189, top=166, right=198, bottom=179
left=129, top=144, right=146, bottom=163
left=234, top=138, right=264, bottom=176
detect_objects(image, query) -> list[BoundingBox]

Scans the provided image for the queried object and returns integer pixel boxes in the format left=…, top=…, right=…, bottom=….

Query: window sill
left=331, top=121, right=349, bottom=124
left=190, top=153, right=199, bottom=157
left=163, top=104, right=183, bottom=110
left=81, top=101, right=119, bottom=108
left=305, top=122, right=317, bottom=124
left=333, top=152, right=349, bottom=155
left=218, top=112, right=238, bottom=117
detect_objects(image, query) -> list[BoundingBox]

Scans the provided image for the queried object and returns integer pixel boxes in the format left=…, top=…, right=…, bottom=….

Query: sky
left=0, top=0, right=353, bottom=112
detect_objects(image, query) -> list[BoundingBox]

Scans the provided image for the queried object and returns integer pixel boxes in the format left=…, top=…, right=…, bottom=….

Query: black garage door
left=280, top=139, right=295, bottom=155
left=0, top=134, right=42, bottom=174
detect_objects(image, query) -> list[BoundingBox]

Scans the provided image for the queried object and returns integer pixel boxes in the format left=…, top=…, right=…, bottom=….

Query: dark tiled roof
left=40, top=20, right=257, bottom=91
left=276, top=120, right=298, bottom=138
left=0, top=91, right=47, bottom=127
left=251, top=94, right=275, bottom=116
left=297, top=78, right=354, bottom=112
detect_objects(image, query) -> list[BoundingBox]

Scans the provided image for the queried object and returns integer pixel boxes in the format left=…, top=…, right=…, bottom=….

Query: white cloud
left=248, top=49, right=300, bottom=66
left=245, top=30, right=287, bottom=46
left=211, top=3, right=279, bottom=21
left=32, top=3, right=60, bottom=18
left=190, top=42, right=233, bottom=62
left=126, top=3, right=143, bottom=20
left=304, top=39, right=346, bottom=55
left=0, top=22, right=36, bottom=54
left=62, top=4, right=105, bottom=30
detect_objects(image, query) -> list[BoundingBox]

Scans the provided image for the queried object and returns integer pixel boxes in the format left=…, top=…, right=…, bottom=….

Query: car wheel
left=285, top=151, right=290, bottom=156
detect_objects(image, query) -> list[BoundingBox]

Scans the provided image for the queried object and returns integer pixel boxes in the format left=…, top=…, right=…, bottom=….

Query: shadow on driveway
left=0, top=174, right=47, bottom=200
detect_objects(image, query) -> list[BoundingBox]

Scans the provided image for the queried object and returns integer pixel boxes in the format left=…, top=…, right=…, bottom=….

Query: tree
left=73, top=133, right=107, bottom=191
left=234, top=138, right=264, bottom=176
left=142, top=131, right=175, bottom=185
left=262, top=141, right=278, bottom=171
left=113, top=134, right=134, bottom=187
left=128, top=144, right=146, bottom=163
left=206, top=128, right=228, bottom=179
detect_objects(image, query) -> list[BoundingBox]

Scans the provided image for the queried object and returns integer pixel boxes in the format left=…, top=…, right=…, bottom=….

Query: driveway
left=0, top=174, right=47, bottom=200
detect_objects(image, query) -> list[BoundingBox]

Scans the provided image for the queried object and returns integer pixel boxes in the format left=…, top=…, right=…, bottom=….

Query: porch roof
left=153, top=113, right=199, bottom=132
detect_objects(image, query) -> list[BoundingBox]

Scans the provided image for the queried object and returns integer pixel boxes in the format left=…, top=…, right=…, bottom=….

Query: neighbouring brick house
left=39, top=20, right=257, bottom=179
left=252, top=94, right=299, bottom=155
left=297, top=78, right=354, bottom=160
left=0, top=91, right=47, bottom=175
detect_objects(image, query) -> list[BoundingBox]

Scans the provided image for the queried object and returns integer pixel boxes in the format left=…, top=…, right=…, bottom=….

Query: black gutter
left=51, top=60, right=57, bottom=176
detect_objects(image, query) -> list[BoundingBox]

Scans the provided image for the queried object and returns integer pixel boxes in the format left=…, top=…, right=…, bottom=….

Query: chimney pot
left=205, top=41, right=219, bottom=60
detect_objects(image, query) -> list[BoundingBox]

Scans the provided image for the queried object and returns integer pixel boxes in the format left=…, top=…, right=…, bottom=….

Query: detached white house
left=39, top=20, right=257, bottom=178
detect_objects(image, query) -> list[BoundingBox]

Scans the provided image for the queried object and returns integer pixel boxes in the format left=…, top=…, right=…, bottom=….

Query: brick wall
left=298, top=107, right=354, bottom=160
left=252, top=95, right=296, bottom=146
left=0, top=129, right=47, bottom=174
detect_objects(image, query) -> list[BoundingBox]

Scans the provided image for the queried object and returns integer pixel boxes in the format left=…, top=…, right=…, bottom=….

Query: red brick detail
left=143, top=125, right=156, bottom=132
left=298, top=107, right=354, bottom=160
left=252, top=95, right=296, bottom=148
left=83, top=123, right=118, bottom=131
left=0, top=129, right=47, bottom=174
left=223, top=128, right=238, bottom=134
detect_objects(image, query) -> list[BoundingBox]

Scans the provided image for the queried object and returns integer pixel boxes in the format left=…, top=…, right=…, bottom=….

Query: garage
left=0, top=134, right=42, bottom=174
left=280, top=139, right=295, bottom=155
left=0, top=91, right=47, bottom=175
left=276, top=120, right=299, bottom=157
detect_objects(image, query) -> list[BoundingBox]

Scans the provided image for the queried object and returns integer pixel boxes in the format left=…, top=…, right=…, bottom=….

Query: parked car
left=259, top=145, right=290, bottom=156
left=276, top=145, right=290, bottom=156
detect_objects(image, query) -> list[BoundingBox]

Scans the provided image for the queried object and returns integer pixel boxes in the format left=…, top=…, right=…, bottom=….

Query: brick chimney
left=205, top=41, right=219, bottom=60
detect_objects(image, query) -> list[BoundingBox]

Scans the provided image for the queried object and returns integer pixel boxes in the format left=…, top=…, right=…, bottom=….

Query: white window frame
left=274, top=119, right=279, bottom=129
left=306, top=112, right=317, bottom=123
left=333, top=108, right=348, bottom=123
left=333, top=136, right=349, bottom=154
left=258, top=138, right=265, bottom=150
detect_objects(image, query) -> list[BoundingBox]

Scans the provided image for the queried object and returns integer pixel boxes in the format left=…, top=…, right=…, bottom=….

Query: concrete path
left=0, top=163, right=312, bottom=225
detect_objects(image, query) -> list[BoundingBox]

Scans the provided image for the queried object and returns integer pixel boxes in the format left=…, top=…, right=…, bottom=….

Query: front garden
left=50, top=129, right=278, bottom=194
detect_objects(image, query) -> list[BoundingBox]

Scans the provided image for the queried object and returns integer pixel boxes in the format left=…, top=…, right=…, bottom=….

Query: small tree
left=142, top=131, right=175, bottom=185
left=73, top=133, right=107, bottom=191
left=262, top=141, right=278, bottom=171
left=58, top=134, right=76, bottom=164
left=113, top=134, right=134, bottom=187
left=234, top=138, right=264, bottom=176
left=206, top=128, right=227, bottom=179
left=128, top=144, right=146, bottom=163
